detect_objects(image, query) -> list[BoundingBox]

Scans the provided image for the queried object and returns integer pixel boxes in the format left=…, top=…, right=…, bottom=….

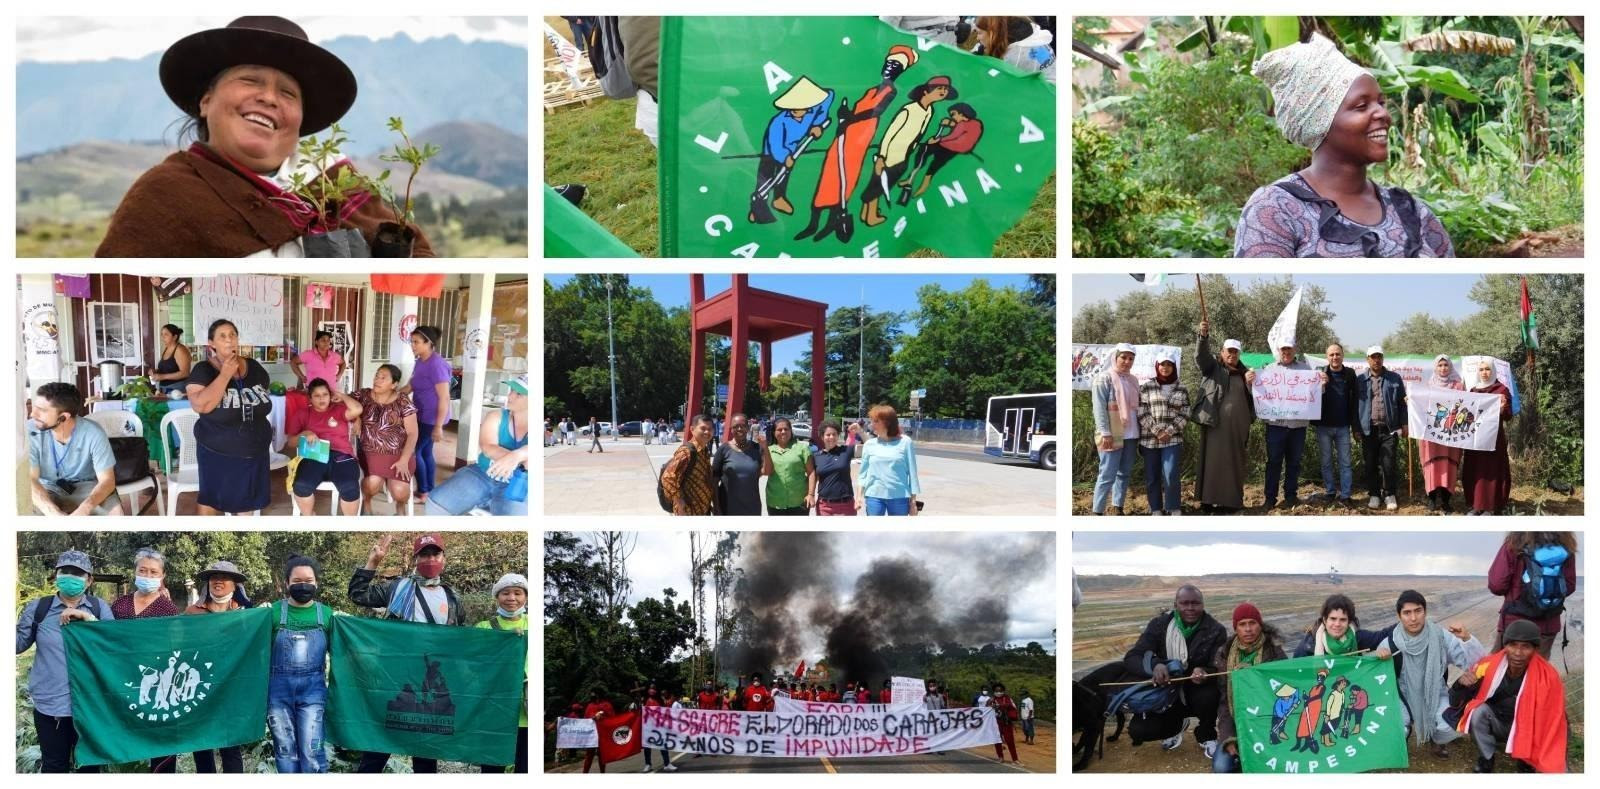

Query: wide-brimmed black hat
left=159, top=16, right=357, bottom=137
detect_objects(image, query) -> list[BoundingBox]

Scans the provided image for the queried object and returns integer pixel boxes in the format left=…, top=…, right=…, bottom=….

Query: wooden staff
left=1408, top=433, right=1414, bottom=498
left=1096, top=648, right=1381, bottom=688
left=1196, top=274, right=1208, bottom=325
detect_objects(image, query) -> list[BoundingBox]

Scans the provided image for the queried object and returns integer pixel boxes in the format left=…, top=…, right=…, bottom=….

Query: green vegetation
left=544, top=96, right=1054, bottom=257
left=1071, top=274, right=1583, bottom=494
left=543, top=274, right=1056, bottom=423
left=1073, top=16, right=1584, bottom=256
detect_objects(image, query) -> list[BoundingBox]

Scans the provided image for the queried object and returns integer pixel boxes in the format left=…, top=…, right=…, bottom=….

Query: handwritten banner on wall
left=193, top=276, right=284, bottom=346
left=1250, top=364, right=1323, bottom=421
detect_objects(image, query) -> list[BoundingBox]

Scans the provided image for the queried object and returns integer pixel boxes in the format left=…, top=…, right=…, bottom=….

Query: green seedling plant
left=375, top=117, right=441, bottom=228
left=283, top=123, right=385, bottom=234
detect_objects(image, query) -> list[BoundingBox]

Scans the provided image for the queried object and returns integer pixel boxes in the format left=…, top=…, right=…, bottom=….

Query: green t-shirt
left=477, top=615, right=529, bottom=726
left=272, top=600, right=331, bottom=631
left=765, top=441, right=812, bottom=509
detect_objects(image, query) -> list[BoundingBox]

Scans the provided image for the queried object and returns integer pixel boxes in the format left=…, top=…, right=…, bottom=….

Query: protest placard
left=1406, top=384, right=1503, bottom=451
left=642, top=703, right=998, bottom=758
left=556, top=717, right=599, bottom=748
left=1250, top=364, right=1323, bottom=421
left=1071, top=343, right=1182, bottom=389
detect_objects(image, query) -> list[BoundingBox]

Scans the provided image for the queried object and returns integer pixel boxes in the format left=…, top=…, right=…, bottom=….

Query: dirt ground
left=960, top=721, right=1056, bottom=772
left=1490, top=224, right=1585, bottom=257
left=1071, top=481, right=1583, bottom=516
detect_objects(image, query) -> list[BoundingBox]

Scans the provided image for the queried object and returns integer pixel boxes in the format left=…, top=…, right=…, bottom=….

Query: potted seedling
left=282, top=123, right=379, bottom=257
left=369, top=117, right=441, bottom=257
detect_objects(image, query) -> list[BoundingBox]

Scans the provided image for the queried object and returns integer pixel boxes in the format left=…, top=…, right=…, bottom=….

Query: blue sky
left=547, top=273, right=1039, bottom=372
left=1070, top=274, right=1486, bottom=352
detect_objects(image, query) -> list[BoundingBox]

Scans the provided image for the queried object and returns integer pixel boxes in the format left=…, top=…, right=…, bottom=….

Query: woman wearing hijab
left=1138, top=350, right=1189, bottom=516
left=1090, top=343, right=1139, bottom=515
left=1460, top=359, right=1514, bottom=514
left=1192, top=322, right=1254, bottom=513
left=1420, top=355, right=1466, bottom=513
left=186, top=561, right=252, bottom=772
left=1235, top=34, right=1453, bottom=257
left=96, top=16, right=432, bottom=257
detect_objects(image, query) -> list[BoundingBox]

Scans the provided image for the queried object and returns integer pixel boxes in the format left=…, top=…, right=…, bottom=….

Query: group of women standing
left=659, top=404, right=921, bottom=516
left=20, top=545, right=529, bottom=773
left=1418, top=357, right=1516, bottom=516
left=181, top=319, right=461, bottom=515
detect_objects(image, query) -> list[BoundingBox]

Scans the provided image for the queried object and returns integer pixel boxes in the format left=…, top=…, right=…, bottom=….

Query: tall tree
left=895, top=280, right=1057, bottom=417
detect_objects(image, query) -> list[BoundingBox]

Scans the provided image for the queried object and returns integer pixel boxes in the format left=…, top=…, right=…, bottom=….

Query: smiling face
left=1321, top=74, right=1391, bottom=164
left=199, top=65, right=303, bottom=173
left=497, top=586, right=527, bottom=610
left=1326, top=344, right=1344, bottom=369
left=774, top=420, right=793, bottom=446
left=822, top=424, right=840, bottom=449
left=1324, top=607, right=1351, bottom=638
left=208, top=576, right=235, bottom=603
left=1174, top=587, right=1204, bottom=625
left=1222, top=347, right=1241, bottom=367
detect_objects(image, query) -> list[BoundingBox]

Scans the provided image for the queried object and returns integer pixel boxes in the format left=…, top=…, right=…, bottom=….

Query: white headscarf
left=1428, top=354, right=1463, bottom=389
left=1252, top=34, right=1369, bottom=150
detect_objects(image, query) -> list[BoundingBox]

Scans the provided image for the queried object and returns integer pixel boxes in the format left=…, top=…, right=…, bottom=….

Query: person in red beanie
left=1209, top=601, right=1289, bottom=772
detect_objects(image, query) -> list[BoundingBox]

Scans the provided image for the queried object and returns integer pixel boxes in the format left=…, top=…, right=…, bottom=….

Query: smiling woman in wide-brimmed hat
left=96, top=16, right=433, bottom=258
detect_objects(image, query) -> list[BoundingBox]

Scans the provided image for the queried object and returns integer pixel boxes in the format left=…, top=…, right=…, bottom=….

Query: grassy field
left=542, top=37, right=1057, bottom=257
left=1072, top=573, right=1584, bottom=773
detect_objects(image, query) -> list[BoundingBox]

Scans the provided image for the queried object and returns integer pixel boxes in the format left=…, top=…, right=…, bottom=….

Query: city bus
left=984, top=392, right=1057, bottom=470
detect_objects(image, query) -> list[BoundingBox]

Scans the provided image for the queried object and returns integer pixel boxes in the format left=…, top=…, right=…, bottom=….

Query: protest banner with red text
left=642, top=702, right=998, bottom=758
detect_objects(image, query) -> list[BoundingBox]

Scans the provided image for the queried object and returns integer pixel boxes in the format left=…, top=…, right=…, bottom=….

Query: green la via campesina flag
left=659, top=16, right=1056, bottom=257
left=544, top=184, right=642, bottom=257
left=64, top=606, right=273, bottom=766
left=1230, top=653, right=1409, bottom=774
left=326, top=614, right=527, bottom=765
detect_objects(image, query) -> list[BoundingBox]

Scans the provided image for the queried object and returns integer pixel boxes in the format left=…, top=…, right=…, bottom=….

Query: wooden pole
left=1096, top=648, right=1381, bottom=688
left=1408, top=432, right=1414, bottom=498
left=1196, top=274, right=1209, bottom=325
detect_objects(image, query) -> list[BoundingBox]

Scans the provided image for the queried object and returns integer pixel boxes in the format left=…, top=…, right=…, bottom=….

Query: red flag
left=794, top=660, right=807, bottom=679
left=596, top=710, right=642, bottom=764
left=370, top=274, right=445, bottom=299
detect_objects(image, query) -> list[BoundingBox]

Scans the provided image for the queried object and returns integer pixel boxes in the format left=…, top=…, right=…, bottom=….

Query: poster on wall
left=318, top=320, right=355, bottom=391
left=193, top=276, right=284, bottom=346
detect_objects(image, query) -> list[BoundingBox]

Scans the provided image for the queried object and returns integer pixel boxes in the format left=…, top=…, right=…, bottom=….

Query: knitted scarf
left=1391, top=621, right=1451, bottom=744
left=1314, top=623, right=1358, bottom=655
left=1226, top=635, right=1263, bottom=673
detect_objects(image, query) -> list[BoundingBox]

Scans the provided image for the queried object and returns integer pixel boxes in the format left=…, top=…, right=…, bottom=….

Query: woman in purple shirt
left=399, top=325, right=451, bottom=501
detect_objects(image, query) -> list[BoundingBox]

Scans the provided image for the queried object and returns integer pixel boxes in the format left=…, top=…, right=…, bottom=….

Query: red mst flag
left=794, top=660, right=807, bottom=679
left=597, top=710, right=642, bottom=764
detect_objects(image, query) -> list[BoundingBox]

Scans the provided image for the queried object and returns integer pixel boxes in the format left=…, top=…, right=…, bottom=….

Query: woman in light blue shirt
left=852, top=404, right=920, bottom=516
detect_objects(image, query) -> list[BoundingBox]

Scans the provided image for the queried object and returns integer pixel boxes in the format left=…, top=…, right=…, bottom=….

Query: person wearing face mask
left=475, top=573, right=529, bottom=773
left=17, top=550, right=117, bottom=772
left=266, top=554, right=333, bottom=773
left=96, top=16, right=432, bottom=258
left=988, top=682, right=1021, bottom=763
left=711, top=412, right=765, bottom=516
left=348, top=533, right=462, bottom=773
left=108, top=548, right=181, bottom=771
left=184, top=560, right=252, bottom=772
left=28, top=382, right=123, bottom=516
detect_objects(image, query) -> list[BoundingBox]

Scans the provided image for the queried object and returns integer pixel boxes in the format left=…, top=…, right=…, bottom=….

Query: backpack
left=1507, top=543, right=1571, bottom=618
left=29, top=594, right=112, bottom=644
left=589, top=17, right=638, bottom=99
left=108, top=436, right=152, bottom=485
left=656, top=443, right=698, bottom=512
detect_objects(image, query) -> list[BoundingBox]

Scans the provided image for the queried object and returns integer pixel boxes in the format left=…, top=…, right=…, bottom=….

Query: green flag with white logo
left=658, top=16, right=1056, bottom=257
left=64, top=606, right=273, bottom=766
left=1230, top=653, right=1409, bottom=774
left=326, top=615, right=527, bottom=765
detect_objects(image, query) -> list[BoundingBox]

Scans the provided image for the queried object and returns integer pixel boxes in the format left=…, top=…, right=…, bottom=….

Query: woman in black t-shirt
left=810, top=420, right=858, bottom=515
left=185, top=318, right=274, bottom=514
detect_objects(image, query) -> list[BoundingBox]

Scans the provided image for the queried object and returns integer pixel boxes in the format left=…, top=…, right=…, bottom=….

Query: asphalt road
left=565, top=747, right=1030, bottom=774
left=914, top=444, right=1047, bottom=468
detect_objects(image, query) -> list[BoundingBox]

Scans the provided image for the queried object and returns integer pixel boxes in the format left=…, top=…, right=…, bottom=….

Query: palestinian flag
left=1520, top=275, right=1539, bottom=350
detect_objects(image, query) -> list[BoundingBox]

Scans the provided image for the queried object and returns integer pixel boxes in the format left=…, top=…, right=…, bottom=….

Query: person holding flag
left=1209, top=602, right=1289, bottom=773
left=184, top=560, right=253, bottom=773
left=348, top=534, right=464, bottom=773
left=475, top=573, right=529, bottom=773
left=266, top=554, right=334, bottom=774
left=581, top=690, right=616, bottom=773
left=17, top=550, right=116, bottom=773
left=1461, top=359, right=1515, bottom=515
left=1420, top=356, right=1467, bottom=513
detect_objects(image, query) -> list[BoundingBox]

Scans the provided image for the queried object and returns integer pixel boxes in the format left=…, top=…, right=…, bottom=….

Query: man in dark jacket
left=1123, top=584, right=1230, bottom=755
left=1314, top=343, right=1360, bottom=506
left=1209, top=602, right=1289, bottom=772
left=1356, top=346, right=1408, bottom=511
left=348, top=533, right=464, bottom=773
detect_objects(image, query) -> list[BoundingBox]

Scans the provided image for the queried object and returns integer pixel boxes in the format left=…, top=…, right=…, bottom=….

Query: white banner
left=194, top=275, right=283, bottom=346
left=21, top=278, right=61, bottom=385
left=774, top=698, right=927, bottom=715
left=1460, top=355, right=1521, bottom=415
left=891, top=676, right=925, bottom=705
left=1266, top=286, right=1303, bottom=352
left=543, top=22, right=585, bottom=88
left=642, top=703, right=998, bottom=758
left=1406, top=384, right=1503, bottom=451
left=1071, top=344, right=1182, bottom=389
left=1250, top=364, right=1323, bottom=421
left=556, top=717, right=598, bottom=748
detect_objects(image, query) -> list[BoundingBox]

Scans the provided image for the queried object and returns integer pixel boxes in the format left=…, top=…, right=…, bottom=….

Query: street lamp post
left=606, top=277, right=619, bottom=442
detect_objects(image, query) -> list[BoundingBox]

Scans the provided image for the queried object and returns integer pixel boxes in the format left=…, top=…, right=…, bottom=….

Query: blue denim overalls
left=266, top=600, right=330, bottom=773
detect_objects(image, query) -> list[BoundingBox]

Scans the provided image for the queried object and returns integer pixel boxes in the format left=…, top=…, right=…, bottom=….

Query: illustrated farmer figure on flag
left=899, top=102, right=984, bottom=204
left=795, top=44, right=917, bottom=242
left=750, top=77, right=834, bottom=224
left=859, top=75, right=956, bottom=228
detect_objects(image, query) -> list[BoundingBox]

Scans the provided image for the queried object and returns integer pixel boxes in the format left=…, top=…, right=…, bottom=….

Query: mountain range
left=16, top=33, right=528, bottom=158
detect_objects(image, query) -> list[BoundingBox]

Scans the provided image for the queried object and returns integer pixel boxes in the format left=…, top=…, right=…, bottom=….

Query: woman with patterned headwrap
left=1234, top=35, right=1454, bottom=257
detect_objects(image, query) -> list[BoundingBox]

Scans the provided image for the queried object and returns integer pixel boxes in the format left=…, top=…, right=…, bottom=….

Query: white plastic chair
left=291, top=479, right=343, bottom=517
left=83, top=411, right=163, bottom=516
left=157, top=409, right=202, bottom=515
left=370, top=474, right=415, bottom=516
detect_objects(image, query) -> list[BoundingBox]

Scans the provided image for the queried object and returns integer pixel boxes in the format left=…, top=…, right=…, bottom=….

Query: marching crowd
left=1078, top=532, right=1576, bottom=773
left=1091, top=322, right=1515, bottom=515
left=557, top=672, right=1038, bottom=771
left=18, top=535, right=530, bottom=773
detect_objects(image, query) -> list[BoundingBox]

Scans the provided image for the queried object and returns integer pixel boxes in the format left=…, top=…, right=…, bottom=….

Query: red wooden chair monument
left=687, top=274, right=826, bottom=438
